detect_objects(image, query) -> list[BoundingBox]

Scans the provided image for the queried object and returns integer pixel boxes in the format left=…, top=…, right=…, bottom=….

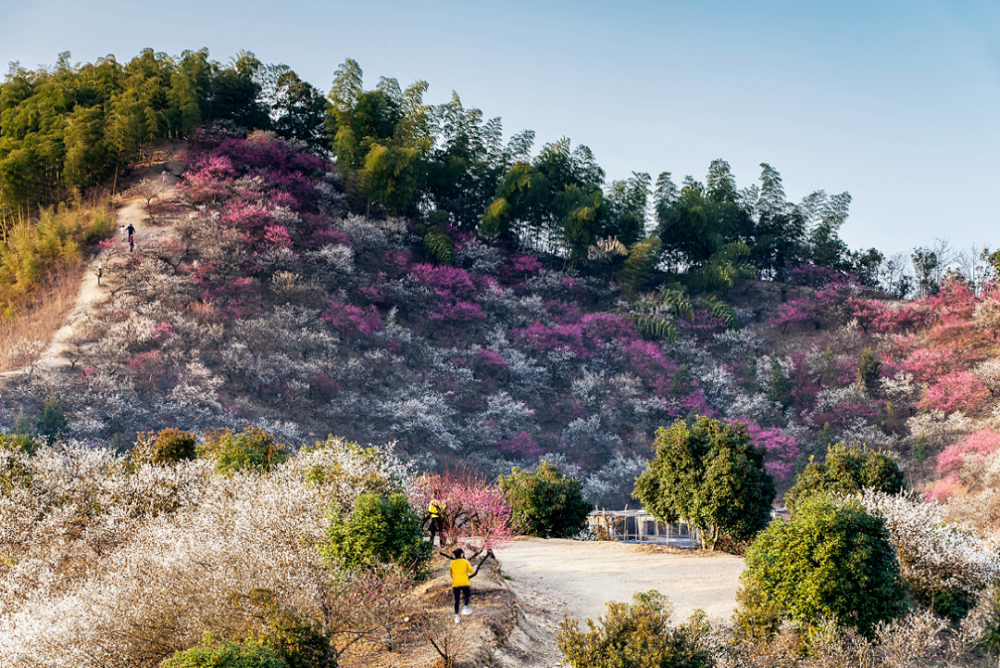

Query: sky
left=1, top=0, right=998, bottom=257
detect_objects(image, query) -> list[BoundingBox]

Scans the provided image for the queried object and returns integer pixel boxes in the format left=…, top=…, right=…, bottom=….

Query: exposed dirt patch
left=493, top=537, right=744, bottom=625
left=1, top=142, right=189, bottom=377
left=340, top=554, right=525, bottom=668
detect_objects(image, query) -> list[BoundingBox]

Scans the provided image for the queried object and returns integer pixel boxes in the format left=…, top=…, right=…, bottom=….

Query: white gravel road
left=494, top=537, right=744, bottom=624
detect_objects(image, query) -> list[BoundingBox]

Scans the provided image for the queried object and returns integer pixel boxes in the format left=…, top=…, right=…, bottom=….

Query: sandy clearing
left=494, top=538, right=744, bottom=625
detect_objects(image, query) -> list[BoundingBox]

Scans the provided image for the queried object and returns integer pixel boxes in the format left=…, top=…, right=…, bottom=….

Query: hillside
left=3, top=129, right=1000, bottom=515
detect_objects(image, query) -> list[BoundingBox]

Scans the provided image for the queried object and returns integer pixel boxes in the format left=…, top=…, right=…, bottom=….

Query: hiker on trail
left=450, top=547, right=484, bottom=624
left=126, top=223, right=135, bottom=242
left=119, top=224, right=126, bottom=243
left=97, top=260, right=103, bottom=286
left=427, top=498, right=446, bottom=547
left=162, top=169, right=168, bottom=186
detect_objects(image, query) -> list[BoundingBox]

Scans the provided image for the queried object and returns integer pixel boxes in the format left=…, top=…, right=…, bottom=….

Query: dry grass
left=0, top=262, right=84, bottom=372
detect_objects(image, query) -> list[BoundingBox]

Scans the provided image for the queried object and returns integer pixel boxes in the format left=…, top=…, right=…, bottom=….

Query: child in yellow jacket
left=449, top=547, right=477, bottom=624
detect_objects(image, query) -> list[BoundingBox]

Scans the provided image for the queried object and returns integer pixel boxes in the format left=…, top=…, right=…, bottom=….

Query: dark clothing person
left=428, top=516, right=445, bottom=547
left=453, top=586, right=470, bottom=615
left=126, top=224, right=135, bottom=240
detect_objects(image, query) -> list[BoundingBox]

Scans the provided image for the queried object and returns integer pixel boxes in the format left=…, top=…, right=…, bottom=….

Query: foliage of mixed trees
left=4, top=122, right=1000, bottom=514
left=7, top=45, right=1000, bottom=668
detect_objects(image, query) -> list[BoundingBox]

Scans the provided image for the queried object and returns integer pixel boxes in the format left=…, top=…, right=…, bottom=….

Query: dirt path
left=495, top=538, right=743, bottom=623
left=486, top=539, right=743, bottom=667
left=26, top=145, right=187, bottom=373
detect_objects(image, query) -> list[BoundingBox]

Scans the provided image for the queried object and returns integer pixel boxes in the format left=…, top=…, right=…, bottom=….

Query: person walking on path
left=162, top=169, right=168, bottom=186
left=427, top=498, right=447, bottom=547
left=97, top=260, right=103, bottom=286
left=127, top=223, right=135, bottom=252
left=449, top=547, right=492, bottom=624
left=119, top=224, right=126, bottom=243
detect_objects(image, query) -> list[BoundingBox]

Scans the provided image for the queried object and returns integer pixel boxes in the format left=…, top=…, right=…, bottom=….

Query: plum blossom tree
left=410, top=469, right=516, bottom=557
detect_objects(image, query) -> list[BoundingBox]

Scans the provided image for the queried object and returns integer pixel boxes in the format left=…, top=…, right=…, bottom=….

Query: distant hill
left=5, top=131, right=999, bottom=515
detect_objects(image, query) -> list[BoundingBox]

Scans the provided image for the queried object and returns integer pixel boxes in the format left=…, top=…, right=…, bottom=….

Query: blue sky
left=2, top=0, right=998, bottom=257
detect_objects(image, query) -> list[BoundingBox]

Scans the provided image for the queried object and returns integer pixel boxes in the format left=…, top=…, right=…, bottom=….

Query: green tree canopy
left=497, top=460, right=592, bottom=538
left=481, top=137, right=605, bottom=261
left=784, top=442, right=905, bottom=512
left=320, top=491, right=431, bottom=575
left=632, top=417, right=776, bottom=550
left=737, top=494, right=906, bottom=636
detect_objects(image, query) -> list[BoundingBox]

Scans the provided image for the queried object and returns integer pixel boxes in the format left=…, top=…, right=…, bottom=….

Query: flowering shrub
left=0, top=437, right=414, bottom=668
left=900, top=348, right=952, bottom=382
left=322, top=301, right=382, bottom=337
left=920, top=371, right=990, bottom=415
left=734, top=421, right=801, bottom=483
left=936, top=428, right=1000, bottom=475
left=410, top=470, right=516, bottom=556
left=852, top=490, right=1000, bottom=621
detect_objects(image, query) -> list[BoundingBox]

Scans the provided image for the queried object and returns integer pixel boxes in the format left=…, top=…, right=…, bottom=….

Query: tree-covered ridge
left=324, top=59, right=880, bottom=283
left=0, top=49, right=325, bottom=217
left=2, top=51, right=883, bottom=289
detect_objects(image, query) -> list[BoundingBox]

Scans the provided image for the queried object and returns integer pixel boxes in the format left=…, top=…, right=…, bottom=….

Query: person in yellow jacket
left=449, top=547, right=478, bottom=624
left=427, top=498, right=446, bottom=546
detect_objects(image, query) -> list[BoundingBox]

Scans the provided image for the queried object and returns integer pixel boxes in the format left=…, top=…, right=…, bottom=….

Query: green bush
left=200, top=427, right=289, bottom=475
left=320, top=491, right=431, bottom=574
left=132, top=428, right=198, bottom=466
left=558, top=590, right=712, bottom=668
left=856, top=346, right=881, bottom=395
left=0, top=432, right=39, bottom=454
left=737, top=494, right=906, bottom=636
left=497, top=460, right=591, bottom=538
left=161, top=634, right=287, bottom=668
left=785, top=442, right=905, bottom=512
left=36, top=393, right=67, bottom=442
left=633, top=417, right=775, bottom=550
left=236, top=590, right=337, bottom=668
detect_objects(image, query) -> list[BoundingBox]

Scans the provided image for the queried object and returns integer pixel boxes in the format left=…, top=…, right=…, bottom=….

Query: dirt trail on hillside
left=488, top=538, right=743, bottom=668
left=25, top=145, right=187, bottom=373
